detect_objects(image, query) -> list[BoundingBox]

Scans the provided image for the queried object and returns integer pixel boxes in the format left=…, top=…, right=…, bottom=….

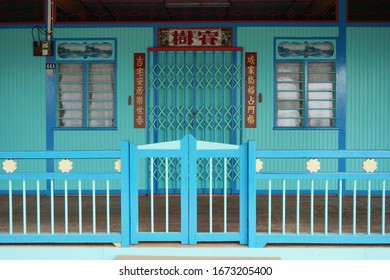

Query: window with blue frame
left=56, top=39, right=116, bottom=128
left=57, top=62, right=115, bottom=128
left=275, top=39, right=336, bottom=128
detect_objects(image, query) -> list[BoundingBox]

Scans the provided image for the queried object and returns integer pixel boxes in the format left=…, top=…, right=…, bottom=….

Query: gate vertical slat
left=239, top=143, right=249, bottom=244
left=65, top=180, right=68, bottom=234
left=296, top=180, right=300, bottom=235
left=382, top=180, right=386, bottom=235
left=339, top=180, right=343, bottom=234
left=310, top=180, right=314, bottom=235
left=78, top=180, right=82, bottom=234
left=50, top=179, right=54, bottom=234
left=268, top=180, right=272, bottom=235
left=282, top=179, right=286, bottom=235
left=325, top=180, right=329, bottom=235
left=8, top=180, right=13, bottom=235
left=92, top=180, right=96, bottom=234
left=223, top=158, right=227, bottom=233
left=209, top=158, right=213, bottom=233
left=368, top=180, right=372, bottom=235
left=36, top=180, right=41, bottom=234
left=150, top=157, right=155, bottom=233
left=106, top=180, right=110, bottom=234
left=353, top=180, right=357, bottom=235
left=165, top=157, right=169, bottom=233
left=247, top=140, right=257, bottom=248
left=185, top=134, right=195, bottom=244
left=22, top=180, right=26, bottom=234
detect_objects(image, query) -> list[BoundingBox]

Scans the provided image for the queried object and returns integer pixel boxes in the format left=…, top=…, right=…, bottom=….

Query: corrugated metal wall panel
left=347, top=27, right=390, bottom=150
left=346, top=27, right=390, bottom=178
left=238, top=27, right=339, bottom=151
left=0, top=29, right=46, bottom=151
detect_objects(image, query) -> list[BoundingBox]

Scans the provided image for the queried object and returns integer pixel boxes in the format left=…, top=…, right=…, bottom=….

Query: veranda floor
left=0, top=194, right=389, bottom=236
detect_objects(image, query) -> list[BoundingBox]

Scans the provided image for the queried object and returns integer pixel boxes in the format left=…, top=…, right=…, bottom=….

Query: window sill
left=53, top=127, right=118, bottom=131
left=273, top=127, right=339, bottom=131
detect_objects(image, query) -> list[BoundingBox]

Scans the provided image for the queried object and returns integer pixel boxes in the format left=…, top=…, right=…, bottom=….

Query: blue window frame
left=274, top=38, right=337, bottom=129
left=57, top=62, right=116, bottom=128
left=275, top=61, right=336, bottom=128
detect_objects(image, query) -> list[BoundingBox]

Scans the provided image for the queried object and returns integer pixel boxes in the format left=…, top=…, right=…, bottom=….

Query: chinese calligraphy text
left=134, top=53, right=145, bottom=128
left=245, top=52, right=257, bottom=128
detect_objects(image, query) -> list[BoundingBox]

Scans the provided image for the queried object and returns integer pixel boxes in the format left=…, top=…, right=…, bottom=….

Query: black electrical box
left=33, top=40, right=53, bottom=56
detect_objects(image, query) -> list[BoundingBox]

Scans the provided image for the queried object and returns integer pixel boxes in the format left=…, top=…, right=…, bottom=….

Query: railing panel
left=251, top=149, right=390, bottom=247
left=0, top=146, right=125, bottom=246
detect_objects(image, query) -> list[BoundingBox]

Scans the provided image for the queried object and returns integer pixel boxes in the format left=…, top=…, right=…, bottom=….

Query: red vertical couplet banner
left=245, top=52, right=257, bottom=128
left=134, top=53, right=146, bottom=128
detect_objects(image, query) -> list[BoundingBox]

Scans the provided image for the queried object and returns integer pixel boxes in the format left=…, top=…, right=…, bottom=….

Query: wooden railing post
left=186, top=134, right=197, bottom=245
left=247, top=140, right=257, bottom=248
left=120, top=140, right=130, bottom=248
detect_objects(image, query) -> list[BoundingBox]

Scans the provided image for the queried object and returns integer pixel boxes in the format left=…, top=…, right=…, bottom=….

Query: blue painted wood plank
left=257, top=173, right=390, bottom=179
left=256, top=150, right=390, bottom=158
left=22, top=180, right=26, bottom=234
left=239, top=144, right=248, bottom=245
left=196, top=233, right=242, bottom=242
left=120, top=141, right=130, bottom=247
left=78, top=180, right=83, bottom=234
left=8, top=180, right=13, bottom=235
left=136, top=232, right=182, bottom=242
left=186, top=134, right=196, bottom=245
left=382, top=180, right=386, bottom=235
left=0, top=173, right=121, bottom=180
left=50, top=180, right=54, bottom=234
left=36, top=181, right=40, bottom=234
left=150, top=157, right=155, bottom=233
left=209, top=158, right=213, bottom=233
left=247, top=141, right=256, bottom=247
left=129, top=143, right=139, bottom=245
left=165, top=158, right=169, bottom=233
left=106, top=180, right=110, bottom=234
left=64, top=180, right=68, bottom=234
left=324, top=180, right=328, bottom=235
left=256, top=233, right=390, bottom=246
left=0, top=150, right=121, bottom=159
left=92, top=180, right=96, bottom=234
left=296, top=180, right=300, bottom=235
left=0, top=234, right=122, bottom=244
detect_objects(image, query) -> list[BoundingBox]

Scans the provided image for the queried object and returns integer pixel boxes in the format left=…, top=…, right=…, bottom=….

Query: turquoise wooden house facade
left=0, top=0, right=390, bottom=260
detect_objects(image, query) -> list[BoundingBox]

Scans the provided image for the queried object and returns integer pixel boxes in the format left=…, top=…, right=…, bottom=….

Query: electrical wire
left=31, top=25, right=50, bottom=42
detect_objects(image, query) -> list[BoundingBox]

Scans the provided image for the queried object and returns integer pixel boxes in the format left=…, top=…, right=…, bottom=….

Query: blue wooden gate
left=129, top=134, right=248, bottom=245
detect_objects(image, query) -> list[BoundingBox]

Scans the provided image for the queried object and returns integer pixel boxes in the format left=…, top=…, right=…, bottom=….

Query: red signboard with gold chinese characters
left=158, top=27, right=232, bottom=48
left=134, top=53, right=146, bottom=128
left=245, top=52, right=257, bottom=128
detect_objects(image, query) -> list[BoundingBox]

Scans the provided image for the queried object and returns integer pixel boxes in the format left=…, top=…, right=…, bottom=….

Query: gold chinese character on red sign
left=134, top=53, right=145, bottom=128
left=245, top=53, right=257, bottom=128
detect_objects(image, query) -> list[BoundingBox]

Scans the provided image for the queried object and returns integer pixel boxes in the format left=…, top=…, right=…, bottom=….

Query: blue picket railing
left=0, top=143, right=130, bottom=246
left=1, top=135, right=389, bottom=248
left=247, top=141, right=390, bottom=247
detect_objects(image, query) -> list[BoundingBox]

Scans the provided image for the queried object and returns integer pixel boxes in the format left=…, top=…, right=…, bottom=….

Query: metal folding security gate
left=147, top=50, right=243, bottom=144
left=147, top=49, right=243, bottom=195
